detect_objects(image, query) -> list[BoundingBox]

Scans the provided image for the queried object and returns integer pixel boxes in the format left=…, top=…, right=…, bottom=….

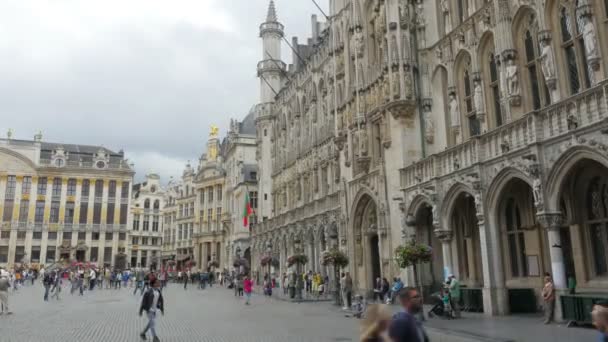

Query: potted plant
left=394, top=239, right=433, bottom=301
left=320, top=249, right=349, bottom=268
left=260, top=256, right=280, bottom=268
left=208, top=260, right=219, bottom=268
left=287, top=254, right=309, bottom=267
left=394, top=240, right=432, bottom=268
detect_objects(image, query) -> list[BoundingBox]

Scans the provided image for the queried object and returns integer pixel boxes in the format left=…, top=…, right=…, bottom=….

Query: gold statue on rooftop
left=210, top=125, right=219, bottom=138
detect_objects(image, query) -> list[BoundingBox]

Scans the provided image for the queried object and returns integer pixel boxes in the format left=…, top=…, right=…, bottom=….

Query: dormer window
left=54, top=158, right=65, bottom=168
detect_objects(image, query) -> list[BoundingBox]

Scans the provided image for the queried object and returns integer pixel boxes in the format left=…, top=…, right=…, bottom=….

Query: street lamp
left=294, top=237, right=303, bottom=301
left=265, top=241, right=273, bottom=284
left=328, top=223, right=341, bottom=306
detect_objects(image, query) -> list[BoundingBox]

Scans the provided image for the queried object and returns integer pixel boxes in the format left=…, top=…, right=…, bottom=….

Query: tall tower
left=258, top=0, right=285, bottom=104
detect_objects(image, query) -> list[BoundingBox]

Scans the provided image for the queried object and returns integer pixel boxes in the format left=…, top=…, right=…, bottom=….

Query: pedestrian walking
left=542, top=274, right=555, bottom=324
left=0, top=270, right=12, bottom=315
left=183, top=270, right=190, bottom=290
left=237, top=275, right=244, bottom=297
left=343, top=272, right=353, bottom=309
left=134, top=269, right=145, bottom=295
left=244, top=275, right=253, bottom=305
left=389, top=287, right=429, bottom=342
left=78, top=271, right=85, bottom=296
left=43, top=272, right=53, bottom=301
left=51, top=273, right=61, bottom=300
left=448, top=274, right=461, bottom=318
left=139, top=279, right=164, bottom=342
left=89, top=268, right=96, bottom=291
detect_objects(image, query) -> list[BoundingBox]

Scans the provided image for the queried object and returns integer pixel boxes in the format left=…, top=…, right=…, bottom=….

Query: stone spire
left=266, top=0, right=277, bottom=22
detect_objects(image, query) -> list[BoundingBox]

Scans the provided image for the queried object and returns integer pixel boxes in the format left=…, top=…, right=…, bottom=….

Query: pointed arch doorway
left=352, top=193, right=382, bottom=294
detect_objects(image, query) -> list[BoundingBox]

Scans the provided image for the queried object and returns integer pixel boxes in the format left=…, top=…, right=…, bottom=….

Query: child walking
left=244, top=275, right=253, bottom=305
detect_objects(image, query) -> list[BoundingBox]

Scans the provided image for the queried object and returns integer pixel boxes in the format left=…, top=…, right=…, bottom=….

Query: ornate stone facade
left=250, top=0, right=608, bottom=317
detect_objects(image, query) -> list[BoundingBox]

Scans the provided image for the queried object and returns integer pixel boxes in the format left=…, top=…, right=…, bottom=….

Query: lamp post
left=235, top=246, right=242, bottom=275
left=328, top=224, right=341, bottom=306
left=265, top=241, right=272, bottom=283
left=294, top=237, right=303, bottom=302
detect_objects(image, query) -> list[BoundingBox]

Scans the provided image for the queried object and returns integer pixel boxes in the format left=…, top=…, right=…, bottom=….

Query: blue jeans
left=43, top=285, right=50, bottom=301
left=142, top=311, right=157, bottom=337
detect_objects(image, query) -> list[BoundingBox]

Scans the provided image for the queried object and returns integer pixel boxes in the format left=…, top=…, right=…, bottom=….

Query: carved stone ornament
left=434, top=229, right=453, bottom=242
left=422, top=99, right=434, bottom=144
left=536, top=212, right=564, bottom=231
left=386, top=99, right=416, bottom=124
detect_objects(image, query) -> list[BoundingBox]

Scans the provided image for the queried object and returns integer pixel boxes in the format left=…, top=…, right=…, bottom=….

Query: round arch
left=440, top=182, right=475, bottom=230
left=545, top=146, right=608, bottom=211
left=485, top=167, right=534, bottom=217
left=407, top=194, right=434, bottom=217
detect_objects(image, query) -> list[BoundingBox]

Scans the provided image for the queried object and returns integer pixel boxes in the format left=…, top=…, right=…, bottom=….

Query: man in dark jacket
left=139, top=279, right=164, bottom=342
left=43, top=272, right=54, bottom=301
left=389, top=287, right=429, bottom=342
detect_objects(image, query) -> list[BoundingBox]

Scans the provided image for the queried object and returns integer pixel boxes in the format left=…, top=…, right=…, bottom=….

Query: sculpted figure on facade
left=581, top=15, right=598, bottom=60
left=449, top=92, right=460, bottom=127
left=353, top=26, right=365, bottom=58
left=539, top=39, right=556, bottom=86
left=424, top=109, right=434, bottom=144
left=404, top=69, right=413, bottom=100
left=360, top=128, right=368, bottom=157
left=506, top=59, right=520, bottom=97
left=533, top=176, right=543, bottom=208
left=415, top=4, right=425, bottom=28
left=441, top=0, right=451, bottom=34
left=474, top=79, right=484, bottom=113
left=392, top=73, right=401, bottom=99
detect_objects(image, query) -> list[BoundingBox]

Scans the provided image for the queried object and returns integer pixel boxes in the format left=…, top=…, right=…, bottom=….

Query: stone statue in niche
left=424, top=110, right=435, bottom=144
left=392, top=73, right=401, bottom=99
left=506, top=59, right=520, bottom=96
left=415, top=4, right=425, bottom=27
left=581, top=15, right=598, bottom=59
left=391, top=35, right=399, bottom=64
left=360, top=128, right=368, bottom=157
left=441, top=0, right=451, bottom=34
left=404, top=70, right=413, bottom=99
left=449, top=93, right=460, bottom=127
left=474, top=80, right=484, bottom=113
left=353, top=130, right=360, bottom=158
left=532, top=177, right=543, bottom=207
left=354, top=27, right=365, bottom=58
left=539, top=39, right=556, bottom=84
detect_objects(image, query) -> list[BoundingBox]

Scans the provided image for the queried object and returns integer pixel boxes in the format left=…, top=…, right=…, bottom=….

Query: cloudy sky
left=0, top=0, right=328, bottom=182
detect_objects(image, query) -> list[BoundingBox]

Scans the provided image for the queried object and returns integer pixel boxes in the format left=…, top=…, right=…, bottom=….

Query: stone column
left=434, top=229, right=453, bottom=280
left=544, top=212, right=568, bottom=323
left=537, top=212, right=566, bottom=288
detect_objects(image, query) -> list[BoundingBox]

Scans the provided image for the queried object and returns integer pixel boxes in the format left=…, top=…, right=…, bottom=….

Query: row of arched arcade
left=404, top=146, right=608, bottom=316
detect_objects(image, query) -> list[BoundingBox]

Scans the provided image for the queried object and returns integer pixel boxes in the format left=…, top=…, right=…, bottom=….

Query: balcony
left=401, top=80, right=608, bottom=189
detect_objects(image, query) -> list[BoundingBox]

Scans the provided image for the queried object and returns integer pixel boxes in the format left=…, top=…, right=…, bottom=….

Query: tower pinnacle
left=266, top=0, right=278, bottom=22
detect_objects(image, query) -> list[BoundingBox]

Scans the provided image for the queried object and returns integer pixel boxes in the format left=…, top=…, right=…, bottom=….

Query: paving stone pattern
left=0, top=282, right=357, bottom=342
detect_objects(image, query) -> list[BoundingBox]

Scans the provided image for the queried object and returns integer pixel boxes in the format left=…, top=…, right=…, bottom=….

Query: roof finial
left=266, top=0, right=277, bottom=22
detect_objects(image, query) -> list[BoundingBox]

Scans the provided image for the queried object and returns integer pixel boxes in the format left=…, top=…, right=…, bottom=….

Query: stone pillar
left=538, top=211, right=568, bottom=321
left=434, top=229, right=453, bottom=280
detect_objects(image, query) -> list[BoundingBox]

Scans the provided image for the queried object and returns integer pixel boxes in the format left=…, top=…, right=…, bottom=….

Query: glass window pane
left=508, top=234, right=520, bottom=277
left=566, top=46, right=580, bottom=94
left=590, top=223, right=607, bottom=275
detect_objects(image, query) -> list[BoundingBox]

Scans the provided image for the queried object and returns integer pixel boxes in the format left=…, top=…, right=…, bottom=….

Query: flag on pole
left=243, top=192, right=253, bottom=228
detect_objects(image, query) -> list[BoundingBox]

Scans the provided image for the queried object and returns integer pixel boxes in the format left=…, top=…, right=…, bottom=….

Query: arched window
left=488, top=53, right=503, bottom=126
left=523, top=30, right=550, bottom=110
left=559, top=4, right=590, bottom=94
left=144, top=199, right=150, bottom=209
left=505, top=198, right=528, bottom=278
left=154, top=200, right=160, bottom=210
left=585, top=177, right=608, bottom=276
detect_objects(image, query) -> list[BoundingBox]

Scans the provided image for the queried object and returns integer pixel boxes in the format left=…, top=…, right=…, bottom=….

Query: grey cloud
left=0, top=0, right=328, bottom=182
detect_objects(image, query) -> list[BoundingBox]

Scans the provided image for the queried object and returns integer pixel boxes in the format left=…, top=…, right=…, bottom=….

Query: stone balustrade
left=401, top=80, right=608, bottom=189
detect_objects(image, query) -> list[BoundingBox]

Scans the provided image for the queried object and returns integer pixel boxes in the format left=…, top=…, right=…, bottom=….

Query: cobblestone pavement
left=0, top=282, right=598, bottom=342
left=0, top=282, right=357, bottom=342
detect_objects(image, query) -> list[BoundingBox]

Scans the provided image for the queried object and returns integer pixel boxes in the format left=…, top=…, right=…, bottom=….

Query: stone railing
left=401, top=80, right=608, bottom=189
